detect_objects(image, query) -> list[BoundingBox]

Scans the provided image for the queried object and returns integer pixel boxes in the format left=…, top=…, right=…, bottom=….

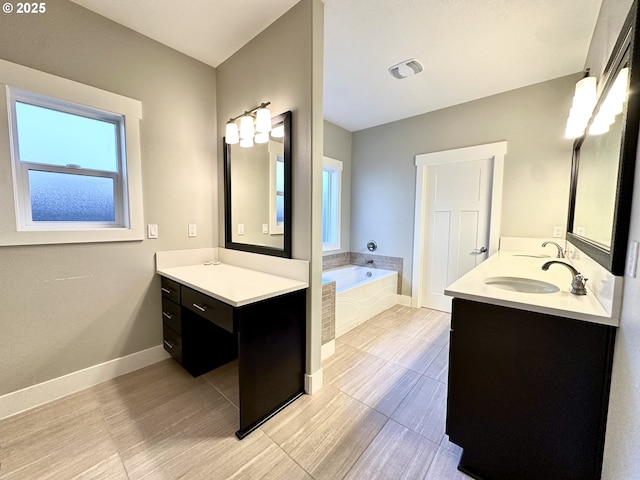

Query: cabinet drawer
left=182, top=286, right=234, bottom=333
left=162, top=324, right=182, bottom=364
left=161, top=297, right=182, bottom=334
left=160, top=276, right=181, bottom=304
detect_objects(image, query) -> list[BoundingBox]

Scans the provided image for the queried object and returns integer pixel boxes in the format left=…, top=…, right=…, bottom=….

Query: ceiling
left=70, top=0, right=602, bottom=132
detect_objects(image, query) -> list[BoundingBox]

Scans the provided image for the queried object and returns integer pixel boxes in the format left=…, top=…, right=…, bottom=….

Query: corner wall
left=216, top=0, right=324, bottom=382
left=583, top=1, right=640, bottom=478
left=0, top=0, right=217, bottom=396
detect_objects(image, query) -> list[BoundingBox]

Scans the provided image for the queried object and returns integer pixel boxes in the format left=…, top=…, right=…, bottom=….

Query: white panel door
left=422, top=158, right=493, bottom=312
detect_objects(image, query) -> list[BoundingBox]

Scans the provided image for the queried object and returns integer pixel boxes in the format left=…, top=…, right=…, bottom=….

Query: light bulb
left=255, top=131, right=269, bottom=143
left=240, top=136, right=254, bottom=148
left=239, top=115, right=254, bottom=140
left=255, top=107, right=272, bottom=133
left=271, top=124, right=284, bottom=138
left=225, top=121, right=239, bottom=144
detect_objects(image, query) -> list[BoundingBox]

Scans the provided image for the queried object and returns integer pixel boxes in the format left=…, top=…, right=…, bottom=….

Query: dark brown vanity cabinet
left=159, top=275, right=306, bottom=439
left=161, top=277, right=236, bottom=377
left=447, top=298, right=616, bottom=480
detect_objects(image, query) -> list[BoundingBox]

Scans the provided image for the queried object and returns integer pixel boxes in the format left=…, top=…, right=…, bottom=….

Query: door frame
left=411, top=141, right=507, bottom=308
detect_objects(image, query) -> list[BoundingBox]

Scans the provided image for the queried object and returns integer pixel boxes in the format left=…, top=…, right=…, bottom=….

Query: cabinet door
left=447, top=298, right=616, bottom=480
left=161, top=277, right=181, bottom=304
left=162, top=297, right=181, bottom=334
left=162, top=323, right=182, bottom=364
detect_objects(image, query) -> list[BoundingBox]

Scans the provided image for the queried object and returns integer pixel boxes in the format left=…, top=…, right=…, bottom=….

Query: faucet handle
left=571, top=274, right=588, bottom=296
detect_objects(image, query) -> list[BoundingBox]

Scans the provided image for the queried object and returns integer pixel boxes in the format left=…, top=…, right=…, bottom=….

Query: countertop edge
left=157, top=266, right=308, bottom=308
left=444, top=288, right=619, bottom=327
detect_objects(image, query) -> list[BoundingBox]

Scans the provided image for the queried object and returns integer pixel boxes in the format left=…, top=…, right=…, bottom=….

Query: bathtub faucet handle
left=365, top=259, right=374, bottom=265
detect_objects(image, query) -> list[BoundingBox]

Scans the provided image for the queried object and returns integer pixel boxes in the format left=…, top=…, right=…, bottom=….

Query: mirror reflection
left=229, top=131, right=285, bottom=248
left=567, top=13, right=638, bottom=276
left=572, top=83, right=625, bottom=248
left=224, top=111, right=291, bottom=258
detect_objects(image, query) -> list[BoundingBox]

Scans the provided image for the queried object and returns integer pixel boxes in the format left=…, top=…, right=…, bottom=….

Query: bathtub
left=322, top=265, right=398, bottom=337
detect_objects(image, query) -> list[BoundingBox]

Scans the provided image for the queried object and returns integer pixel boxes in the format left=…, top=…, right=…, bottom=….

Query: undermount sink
left=484, top=276, right=560, bottom=294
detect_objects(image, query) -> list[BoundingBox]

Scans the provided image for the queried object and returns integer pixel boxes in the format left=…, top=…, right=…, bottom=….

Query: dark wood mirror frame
left=567, top=2, right=640, bottom=275
left=224, top=111, right=292, bottom=258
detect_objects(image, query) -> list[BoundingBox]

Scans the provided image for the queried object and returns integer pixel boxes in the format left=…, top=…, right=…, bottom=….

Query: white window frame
left=0, top=59, right=144, bottom=246
left=8, top=88, right=129, bottom=230
left=322, top=156, right=342, bottom=252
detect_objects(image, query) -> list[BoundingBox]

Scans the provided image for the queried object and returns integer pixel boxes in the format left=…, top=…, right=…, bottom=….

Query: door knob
left=472, top=247, right=487, bottom=254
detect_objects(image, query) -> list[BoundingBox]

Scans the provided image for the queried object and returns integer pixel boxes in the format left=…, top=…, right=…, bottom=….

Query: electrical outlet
left=576, top=226, right=586, bottom=237
left=147, top=224, right=158, bottom=239
left=552, top=226, right=563, bottom=238
left=262, top=224, right=269, bottom=234
left=188, top=224, right=197, bottom=238
left=238, top=223, right=245, bottom=235
left=626, top=240, right=639, bottom=277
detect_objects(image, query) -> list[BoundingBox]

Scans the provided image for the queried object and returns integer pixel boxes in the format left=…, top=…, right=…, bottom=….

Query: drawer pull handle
left=193, top=303, right=207, bottom=312
left=163, top=340, right=174, bottom=349
left=161, top=287, right=172, bottom=294
left=162, top=311, right=173, bottom=320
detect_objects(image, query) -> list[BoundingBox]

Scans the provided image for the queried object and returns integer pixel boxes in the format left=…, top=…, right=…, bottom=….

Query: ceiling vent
left=388, top=58, right=424, bottom=79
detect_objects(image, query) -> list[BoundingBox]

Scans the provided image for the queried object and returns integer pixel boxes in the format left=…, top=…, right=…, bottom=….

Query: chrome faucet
left=541, top=261, right=588, bottom=295
left=542, top=241, right=565, bottom=258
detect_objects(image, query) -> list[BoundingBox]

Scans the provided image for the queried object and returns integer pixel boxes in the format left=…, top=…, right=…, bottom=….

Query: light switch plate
left=262, top=224, right=269, bottom=234
left=626, top=240, right=639, bottom=277
left=188, top=224, right=197, bottom=237
left=553, top=226, right=563, bottom=238
left=147, top=224, right=158, bottom=239
left=238, top=224, right=245, bottom=235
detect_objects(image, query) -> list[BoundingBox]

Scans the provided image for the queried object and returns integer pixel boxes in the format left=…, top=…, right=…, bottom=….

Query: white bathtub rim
left=322, top=264, right=398, bottom=294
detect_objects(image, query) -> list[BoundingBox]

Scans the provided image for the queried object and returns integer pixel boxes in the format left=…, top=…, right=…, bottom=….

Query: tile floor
left=0, top=305, right=472, bottom=479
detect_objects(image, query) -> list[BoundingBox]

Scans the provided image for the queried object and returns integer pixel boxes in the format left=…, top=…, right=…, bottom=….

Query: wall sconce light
left=225, top=101, right=272, bottom=147
left=588, top=67, right=629, bottom=136
left=565, top=70, right=597, bottom=139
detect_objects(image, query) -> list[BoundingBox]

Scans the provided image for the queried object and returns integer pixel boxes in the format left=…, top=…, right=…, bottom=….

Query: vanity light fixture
left=224, top=101, right=271, bottom=146
left=589, top=67, right=629, bottom=136
left=564, top=70, right=597, bottom=139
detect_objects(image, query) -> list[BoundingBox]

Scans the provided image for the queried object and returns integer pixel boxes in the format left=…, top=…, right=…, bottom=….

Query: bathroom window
left=322, top=156, right=342, bottom=251
left=9, top=90, right=126, bottom=227
left=0, top=58, right=144, bottom=245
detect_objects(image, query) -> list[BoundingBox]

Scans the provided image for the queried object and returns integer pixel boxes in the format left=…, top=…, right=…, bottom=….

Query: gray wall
left=0, top=1, right=217, bottom=395
left=323, top=120, right=352, bottom=255
left=351, top=75, right=577, bottom=296
left=216, top=0, right=325, bottom=377
left=584, top=1, right=640, bottom=478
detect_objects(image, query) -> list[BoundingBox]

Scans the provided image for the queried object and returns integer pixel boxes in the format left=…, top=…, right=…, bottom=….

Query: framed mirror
left=567, top=3, right=639, bottom=275
left=224, top=111, right=292, bottom=258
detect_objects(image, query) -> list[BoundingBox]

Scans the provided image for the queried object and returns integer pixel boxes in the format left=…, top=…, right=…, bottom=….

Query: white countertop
left=445, top=251, right=618, bottom=327
left=157, top=262, right=308, bottom=307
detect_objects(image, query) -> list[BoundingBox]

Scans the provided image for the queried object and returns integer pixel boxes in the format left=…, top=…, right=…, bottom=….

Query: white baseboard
left=321, top=340, right=335, bottom=361
left=397, top=294, right=412, bottom=306
left=304, top=367, right=324, bottom=394
left=0, top=345, right=170, bottom=420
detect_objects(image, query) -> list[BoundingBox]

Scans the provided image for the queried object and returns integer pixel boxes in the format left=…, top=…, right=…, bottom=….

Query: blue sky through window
left=15, top=102, right=118, bottom=172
